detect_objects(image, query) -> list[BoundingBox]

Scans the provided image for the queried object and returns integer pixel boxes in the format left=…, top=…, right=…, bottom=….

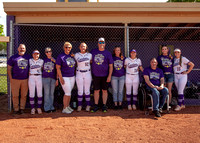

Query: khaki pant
left=11, top=79, right=28, bottom=111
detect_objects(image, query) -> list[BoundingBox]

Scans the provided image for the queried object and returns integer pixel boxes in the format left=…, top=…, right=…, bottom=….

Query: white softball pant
left=76, top=71, right=92, bottom=95
left=61, top=76, right=75, bottom=96
left=174, top=74, right=187, bottom=94
left=125, top=74, right=139, bottom=95
left=28, top=75, right=43, bottom=98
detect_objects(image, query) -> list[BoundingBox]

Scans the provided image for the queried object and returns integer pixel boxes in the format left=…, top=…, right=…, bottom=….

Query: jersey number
left=85, top=62, right=89, bottom=66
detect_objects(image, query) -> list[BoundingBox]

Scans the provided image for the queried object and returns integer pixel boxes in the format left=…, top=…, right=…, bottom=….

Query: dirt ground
left=0, top=95, right=200, bottom=143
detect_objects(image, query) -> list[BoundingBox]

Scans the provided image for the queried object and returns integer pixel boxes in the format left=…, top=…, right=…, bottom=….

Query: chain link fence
left=6, top=24, right=200, bottom=111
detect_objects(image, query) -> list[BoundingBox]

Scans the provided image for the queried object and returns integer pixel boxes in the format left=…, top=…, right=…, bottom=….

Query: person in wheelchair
left=143, top=58, right=169, bottom=117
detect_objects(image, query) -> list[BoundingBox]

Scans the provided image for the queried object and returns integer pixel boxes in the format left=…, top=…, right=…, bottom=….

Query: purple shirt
left=112, top=56, right=125, bottom=77
left=91, top=48, right=113, bottom=77
left=42, top=58, right=56, bottom=79
left=157, top=55, right=173, bottom=73
left=7, top=54, right=31, bottom=80
left=143, top=67, right=164, bottom=86
left=56, top=53, right=75, bottom=77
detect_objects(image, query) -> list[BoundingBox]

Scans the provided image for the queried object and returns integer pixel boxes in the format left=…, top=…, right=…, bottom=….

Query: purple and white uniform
left=173, top=56, right=190, bottom=96
left=91, top=48, right=113, bottom=77
left=125, top=57, right=142, bottom=105
left=56, top=53, right=76, bottom=96
left=75, top=52, right=92, bottom=106
left=7, top=54, right=31, bottom=79
left=28, top=58, right=44, bottom=109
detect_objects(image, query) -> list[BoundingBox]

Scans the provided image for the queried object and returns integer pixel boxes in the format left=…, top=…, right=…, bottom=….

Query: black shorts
left=93, top=76, right=108, bottom=90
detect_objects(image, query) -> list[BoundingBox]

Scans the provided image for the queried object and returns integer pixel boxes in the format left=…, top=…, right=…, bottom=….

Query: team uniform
left=56, top=53, right=76, bottom=96
left=28, top=58, right=44, bottom=110
left=42, top=58, right=57, bottom=112
left=111, top=56, right=125, bottom=103
left=7, top=54, right=31, bottom=112
left=173, top=56, right=190, bottom=106
left=74, top=52, right=92, bottom=108
left=157, top=55, right=174, bottom=83
left=125, top=57, right=142, bottom=106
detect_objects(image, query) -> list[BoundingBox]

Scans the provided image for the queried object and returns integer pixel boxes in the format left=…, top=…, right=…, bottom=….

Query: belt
left=175, top=73, right=182, bottom=74
left=31, top=74, right=41, bottom=76
left=164, top=72, right=172, bottom=75
left=77, top=69, right=90, bottom=72
left=126, top=73, right=138, bottom=75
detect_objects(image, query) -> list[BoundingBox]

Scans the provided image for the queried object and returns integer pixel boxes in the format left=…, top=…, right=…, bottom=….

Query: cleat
left=37, top=108, right=42, bottom=114
left=174, top=105, right=181, bottom=111
left=85, top=106, right=91, bottom=112
left=31, top=108, right=36, bottom=115
left=77, top=106, right=82, bottom=112
left=132, top=104, right=137, bottom=110
left=128, top=105, right=132, bottom=110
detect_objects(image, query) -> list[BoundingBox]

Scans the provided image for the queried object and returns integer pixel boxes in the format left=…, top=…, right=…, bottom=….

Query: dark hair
left=113, top=46, right=124, bottom=60
left=161, top=45, right=173, bottom=60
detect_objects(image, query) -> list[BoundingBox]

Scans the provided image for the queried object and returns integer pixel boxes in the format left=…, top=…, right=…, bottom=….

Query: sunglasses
left=99, top=42, right=105, bottom=44
left=45, top=51, right=52, bottom=53
left=65, top=47, right=71, bottom=49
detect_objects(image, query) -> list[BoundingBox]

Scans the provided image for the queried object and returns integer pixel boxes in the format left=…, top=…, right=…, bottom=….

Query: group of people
left=7, top=37, right=194, bottom=117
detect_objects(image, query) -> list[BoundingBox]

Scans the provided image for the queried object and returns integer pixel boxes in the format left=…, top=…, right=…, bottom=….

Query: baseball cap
left=130, top=49, right=137, bottom=53
left=98, top=37, right=105, bottom=42
left=174, top=48, right=181, bottom=52
left=32, top=50, right=40, bottom=54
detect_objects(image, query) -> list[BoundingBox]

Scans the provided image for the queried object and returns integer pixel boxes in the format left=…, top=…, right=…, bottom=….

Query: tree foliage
left=0, top=24, right=7, bottom=52
left=167, top=0, right=200, bottom=2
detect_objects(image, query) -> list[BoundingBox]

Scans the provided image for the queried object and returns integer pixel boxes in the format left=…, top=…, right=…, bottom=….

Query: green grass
left=0, top=67, right=7, bottom=94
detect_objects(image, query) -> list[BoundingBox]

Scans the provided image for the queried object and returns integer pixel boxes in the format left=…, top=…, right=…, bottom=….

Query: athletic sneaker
left=114, top=106, right=118, bottom=110
left=31, top=108, right=36, bottom=115
left=153, top=110, right=161, bottom=117
left=91, top=105, right=100, bottom=113
left=85, top=106, right=91, bottom=112
left=62, top=107, right=72, bottom=114
left=37, top=108, right=42, bottom=114
left=128, top=105, right=132, bottom=110
left=68, top=106, right=74, bottom=112
left=118, top=105, right=123, bottom=110
left=174, top=105, right=181, bottom=111
left=159, top=108, right=163, bottom=113
left=77, top=106, right=82, bottom=112
left=132, top=104, right=137, bottom=110
left=102, top=105, right=108, bottom=113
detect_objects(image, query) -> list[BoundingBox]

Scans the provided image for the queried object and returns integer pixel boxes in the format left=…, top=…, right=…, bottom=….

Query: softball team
left=9, top=41, right=195, bottom=115
left=173, top=48, right=194, bottom=111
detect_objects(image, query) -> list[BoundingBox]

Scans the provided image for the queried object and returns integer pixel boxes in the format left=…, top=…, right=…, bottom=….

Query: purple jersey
left=157, top=55, right=173, bottom=73
left=42, top=58, right=56, bottom=79
left=112, top=56, right=125, bottom=77
left=56, top=53, right=75, bottom=77
left=91, top=48, right=113, bottom=77
left=7, top=54, right=31, bottom=80
left=143, top=67, right=164, bottom=86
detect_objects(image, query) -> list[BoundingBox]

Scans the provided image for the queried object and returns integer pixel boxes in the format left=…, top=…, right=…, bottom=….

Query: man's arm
left=106, top=64, right=113, bottom=82
left=144, top=75, right=156, bottom=88
left=160, top=77, right=165, bottom=89
left=7, top=65, right=13, bottom=81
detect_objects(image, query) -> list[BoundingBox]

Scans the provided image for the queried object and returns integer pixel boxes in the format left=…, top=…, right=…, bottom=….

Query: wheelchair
left=138, top=83, right=170, bottom=115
